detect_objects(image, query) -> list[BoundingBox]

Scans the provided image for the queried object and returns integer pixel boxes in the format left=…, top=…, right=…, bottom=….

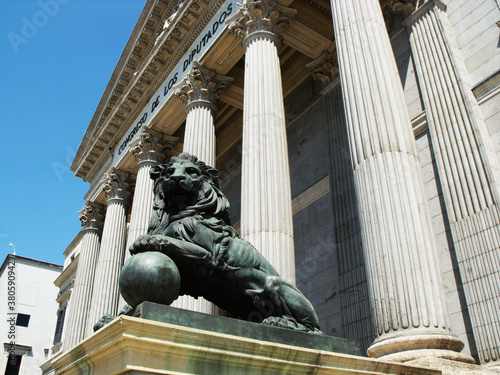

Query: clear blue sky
left=0, top=0, right=147, bottom=265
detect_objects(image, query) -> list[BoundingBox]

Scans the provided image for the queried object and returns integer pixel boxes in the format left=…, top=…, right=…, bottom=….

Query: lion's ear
left=206, top=168, right=221, bottom=188
left=150, top=165, right=165, bottom=180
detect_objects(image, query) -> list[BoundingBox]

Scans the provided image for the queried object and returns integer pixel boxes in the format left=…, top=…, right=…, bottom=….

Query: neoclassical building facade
left=50, top=0, right=500, bottom=369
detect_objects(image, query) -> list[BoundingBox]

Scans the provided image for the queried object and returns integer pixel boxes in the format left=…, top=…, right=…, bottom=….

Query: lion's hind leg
left=261, top=276, right=322, bottom=333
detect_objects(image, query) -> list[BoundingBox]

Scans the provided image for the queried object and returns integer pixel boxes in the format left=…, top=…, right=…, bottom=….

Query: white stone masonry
left=330, top=0, right=472, bottom=362
left=229, top=0, right=297, bottom=283
left=62, top=202, right=103, bottom=351
left=173, top=63, right=232, bottom=314
left=405, top=0, right=500, bottom=364
left=174, top=61, right=232, bottom=167
left=86, top=168, right=129, bottom=335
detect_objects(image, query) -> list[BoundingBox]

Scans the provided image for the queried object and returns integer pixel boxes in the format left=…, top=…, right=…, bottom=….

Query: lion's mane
left=147, top=153, right=232, bottom=236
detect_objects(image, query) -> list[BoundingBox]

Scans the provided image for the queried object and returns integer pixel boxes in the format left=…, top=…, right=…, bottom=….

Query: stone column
left=173, top=63, right=231, bottom=314
left=329, top=0, right=472, bottom=362
left=87, top=168, right=129, bottom=334
left=118, top=129, right=178, bottom=308
left=174, top=61, right=232, bottom=167
left=62, top=202, right=104, bottom=350
left=405, top=1, right=500, bottom=364
left=229, top=0, right=297, bottom=283
left=124, top=128, right=177, bottom=263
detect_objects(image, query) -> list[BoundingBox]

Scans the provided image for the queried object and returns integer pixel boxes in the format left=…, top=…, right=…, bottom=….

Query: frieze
left=74, top=0, right=229, bottom=181
left=112, top=0, right=234, bottom=165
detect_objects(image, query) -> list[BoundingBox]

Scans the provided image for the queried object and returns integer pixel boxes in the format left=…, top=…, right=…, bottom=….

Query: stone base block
left=50, top=303, right=442, bottom=374
left=407, top=357, right=500, bottom=375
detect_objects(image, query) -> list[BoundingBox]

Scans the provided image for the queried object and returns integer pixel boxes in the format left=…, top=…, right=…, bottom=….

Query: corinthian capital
left=129, top=128, right=179, bottom=165
left=174, top=62, right=233, bottom=113
left=78, top=201, right=104, bottom=232
left=228, top=0, right=296, bottom=45
left=101, top=168, right=130, bottom=203
left=306, top=43, right=339, bottom=86
left=388, top=0, right=418, bottom=16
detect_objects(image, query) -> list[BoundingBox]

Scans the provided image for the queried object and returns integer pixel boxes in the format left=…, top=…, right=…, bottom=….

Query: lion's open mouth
left=164, top=179, right=197, bottom=206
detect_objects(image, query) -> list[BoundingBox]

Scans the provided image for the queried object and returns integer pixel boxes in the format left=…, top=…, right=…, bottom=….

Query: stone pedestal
left=50, top=303, right=443, bottom=375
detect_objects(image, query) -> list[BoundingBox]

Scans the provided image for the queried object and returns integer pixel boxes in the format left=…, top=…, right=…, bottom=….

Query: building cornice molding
left=54, top=254, right=79, bottom=288
left=72, top=0, right=173, bottom=178
left=0, top=254, right=63, bottom=276
left=72, top=0, right=225, bottom=182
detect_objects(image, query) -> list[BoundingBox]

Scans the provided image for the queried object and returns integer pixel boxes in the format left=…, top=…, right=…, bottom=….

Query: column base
left=486, top=362, right=500, bottom=371
left=407, top=357, right=500, bottom=375
left=368, top=329, right=475, bottom=364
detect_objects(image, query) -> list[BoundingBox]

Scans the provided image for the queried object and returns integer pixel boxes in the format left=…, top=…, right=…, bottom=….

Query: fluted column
left=330, top=0, right=472, bottom=362
left=173, top=63, right=232, bottom=313
left=62, top=202, right=104, bottom=350
left=174, top=61, right=232, bottom=167
left=118, top=129, right=180, bottom=308
left=405, top=1, right=500, bottom=364
left=87, top=168, right=129, bottom=334
left=124, top=129, right=178, bottom=263
left=229, top=0, right=297, bottom=283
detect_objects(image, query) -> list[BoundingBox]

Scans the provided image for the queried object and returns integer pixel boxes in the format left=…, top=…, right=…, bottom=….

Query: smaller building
left=0, top=255, right=62, bottom=374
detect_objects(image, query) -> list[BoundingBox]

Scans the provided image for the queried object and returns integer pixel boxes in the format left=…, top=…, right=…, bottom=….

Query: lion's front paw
left=129, top=234, right=160, bottom=255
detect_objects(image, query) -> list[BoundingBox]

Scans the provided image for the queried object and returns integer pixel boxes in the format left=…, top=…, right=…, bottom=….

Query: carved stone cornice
left=78, top=201, right=104, bottom=233
left=72, top=0, right=224, bottom=182
left=129, top=127, right=178, bottom=166
left=228, top=0, right=297, bottom=50
left=101, top=168, right=131, bottom=203
left=306, top=43, right=339, bottom=86
left=72, top=0, right=174, bottom=178
left=174, top=61, right=233, bottom=114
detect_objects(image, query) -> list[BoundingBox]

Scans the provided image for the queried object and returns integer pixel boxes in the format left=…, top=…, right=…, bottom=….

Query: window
left=53, top=307, right=66, bottom=345
left=15, top=314, right=30, bottom=327
left=4, top=354, right=22, bottom=375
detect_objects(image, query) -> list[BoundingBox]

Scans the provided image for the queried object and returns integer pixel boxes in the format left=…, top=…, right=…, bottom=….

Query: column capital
left=383, top=0, right=422, bottom=32
left=387, top=0, right=418, bottom=17
left=173, top=62, right=233, bottom=115
left=306, top=43, right=339, bottom=86
left=401, top=0, right=446, bottom=26
left=228, top=0, right=296, bottom=50
left=78, top=201, right=104, bottom=233
left=129, top=128, right=179, bottom=166
left=101, top=168, right=131, bottom=204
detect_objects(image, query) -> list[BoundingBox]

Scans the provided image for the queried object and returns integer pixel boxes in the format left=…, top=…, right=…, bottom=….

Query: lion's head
left=147, top=153, right=231, bottom=234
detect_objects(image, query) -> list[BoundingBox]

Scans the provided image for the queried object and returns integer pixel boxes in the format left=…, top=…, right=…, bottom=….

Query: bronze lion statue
left=127, top=152, right=321, bottom=333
